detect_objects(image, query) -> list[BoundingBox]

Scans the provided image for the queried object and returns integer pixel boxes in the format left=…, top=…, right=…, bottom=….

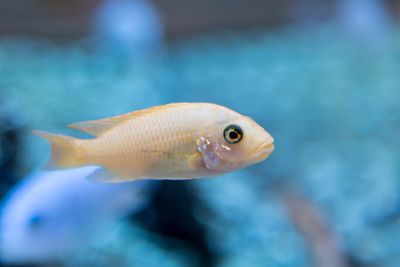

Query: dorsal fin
left=68, top=114, right=131, bottom=137
left=68, top=103, right=190, bottom=137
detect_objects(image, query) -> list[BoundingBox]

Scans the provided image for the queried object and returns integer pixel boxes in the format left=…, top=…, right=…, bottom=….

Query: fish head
left=198, top=110, right=274, bottom=172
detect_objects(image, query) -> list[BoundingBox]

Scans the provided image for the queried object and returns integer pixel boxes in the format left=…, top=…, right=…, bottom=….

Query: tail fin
left=33, top=130, right=84, bottom=169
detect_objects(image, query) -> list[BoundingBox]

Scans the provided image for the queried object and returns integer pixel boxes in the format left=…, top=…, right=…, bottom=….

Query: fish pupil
left=28, top=214, right=45, bottom=230
left=229, top=131, right=239, bottom=140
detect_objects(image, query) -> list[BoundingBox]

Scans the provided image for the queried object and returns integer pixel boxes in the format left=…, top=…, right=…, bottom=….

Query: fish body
left=34, top=103, right=274, bottom=182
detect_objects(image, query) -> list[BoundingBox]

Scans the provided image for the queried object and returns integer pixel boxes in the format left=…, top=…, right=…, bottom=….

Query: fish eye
left=224, top=125, right=243, bottom=144
left=28, top=214, right=45, bottom=231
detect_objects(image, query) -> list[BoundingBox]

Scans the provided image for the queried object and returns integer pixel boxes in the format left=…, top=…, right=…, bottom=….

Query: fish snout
left=252, top=141, right=274, bottom=163
left=261, top=142, right=274, bottom=153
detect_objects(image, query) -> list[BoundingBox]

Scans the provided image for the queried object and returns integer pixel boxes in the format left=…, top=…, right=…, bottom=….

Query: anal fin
left=86, top=168, right=137, bottom=183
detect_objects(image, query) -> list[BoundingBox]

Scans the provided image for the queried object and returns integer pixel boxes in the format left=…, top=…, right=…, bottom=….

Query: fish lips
left=252, top=142, right=275, bottom=163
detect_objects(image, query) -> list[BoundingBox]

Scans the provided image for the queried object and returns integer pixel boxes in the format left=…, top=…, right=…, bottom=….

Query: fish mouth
left=262, top=143, right=275, bottom=153
left=253, top=142, right=275, bottom=162
left=255, top=142, right=275, bottom=153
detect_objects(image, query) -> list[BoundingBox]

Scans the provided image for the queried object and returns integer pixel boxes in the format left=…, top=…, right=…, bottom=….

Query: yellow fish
left=34, top=103, right=274, bottom=182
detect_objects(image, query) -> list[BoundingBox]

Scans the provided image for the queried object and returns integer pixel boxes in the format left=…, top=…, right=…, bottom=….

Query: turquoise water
left=1, top=24, right=400, bottom=266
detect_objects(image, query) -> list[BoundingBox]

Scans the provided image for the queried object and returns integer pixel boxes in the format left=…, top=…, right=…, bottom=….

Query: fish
left=33, top=102, right=274, bottom=182
left=0, top=166, right=153, bottom=264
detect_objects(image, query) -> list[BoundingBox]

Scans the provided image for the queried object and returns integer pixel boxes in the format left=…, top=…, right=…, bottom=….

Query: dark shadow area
left=133, top=180, right=219, bottom=267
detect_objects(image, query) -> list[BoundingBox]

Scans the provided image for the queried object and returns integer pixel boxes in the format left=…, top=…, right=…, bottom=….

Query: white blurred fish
left=0, top=166, right=153, bottom=264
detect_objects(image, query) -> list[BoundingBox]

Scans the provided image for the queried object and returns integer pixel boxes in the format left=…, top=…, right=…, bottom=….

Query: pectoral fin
left=196, top=137, right=220, bottom=170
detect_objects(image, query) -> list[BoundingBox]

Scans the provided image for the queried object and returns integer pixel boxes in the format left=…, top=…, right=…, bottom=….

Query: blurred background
left=1, top=0, right=400, bottom=266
